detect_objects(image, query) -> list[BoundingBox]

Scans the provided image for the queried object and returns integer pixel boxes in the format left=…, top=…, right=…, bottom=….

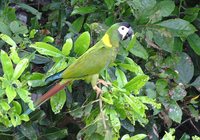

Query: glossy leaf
left=0, top=34, right=16, bottom=47
left=0, top=101, right=10, bottom=111
left=156, top=18, right=196, bottom=37
left=6, top=85, right=16, bottom=103
left=12, top=58, right=29, bottom=80
left=124, top=75, right=149, bottom=94
left=168, top=101, right=182, bottom=123
left=42, top=36, right=54, bottom=43
left=62, top=38, right=73, bottom=56
left=30, top=42, right=63, bottom=57
left=71, top=6, right=97, bottom=15
left=69, top=17, right=84, bottom=33
left=175, top=53, right=194, bottom=84
left=170, top=85, right=187, bottom=101
left=190, top=76, right=200, bottom=92
left=115, top=68, right=127, bottom=87
left=74, top=31, right=90, bottom=56
left=1, top=50, right=14, bottom=79
left=50, top=89, right=66, bottom=114
left=187, top=33, right=200, bottom=55
left=10, top=46, right=20, bottom=64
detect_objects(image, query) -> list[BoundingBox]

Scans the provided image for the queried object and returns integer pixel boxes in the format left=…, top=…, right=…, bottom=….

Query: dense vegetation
left=0, top=0, right=199, bottom=139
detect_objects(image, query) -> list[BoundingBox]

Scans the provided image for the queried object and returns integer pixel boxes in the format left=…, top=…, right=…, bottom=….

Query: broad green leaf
left=27, top=72, right=45, bottom=87
left=129, top=40, right=148, bottom=60
left=168, top=101, right=182, bottom=123
left=115, top=68, right=127, bottom=87
left=0, top=34, right=16, bottom=47
left=184, top=8, right=200, bottom=22
left=175, top=52, right=194, bottom=84
left=124, top=75, right=149, bottom=94
left=69, top=17, right=84, bottom=33
left=139, top=96, right=161, bottom=109
left=102, top=92, right=113, bottom=105
left=162, top=128, right=175, bottom=140
left=109, top=109, right=121, bottom=133
left=187, top=33, right=200, bottom=55
left=42, top=36, right=54, bottom=43
left=126, top=33, right=137, bottom=51
left=121, top=134, right=147, bottom=140
left=19, top=123, right=37, bottom=140
left=170, top=85, right=187, bottom=101
left=173, top=37, right=183, bottom=52
left=190, top=76, right=200, bottom=92
left=50, top=89, right=66, bottom=114
left=12, top=58, right=29, bottom=80
left=18, top=3, right=42, bottom=19
left=0, top=100, right=10, bottom=111
left=156, top=18, right=196, bottom=37
left=74, top=31, right=90, bottom=56
left=104, top=0, right=114, bottom=9
left=20, top=114, right=30, bottom=122
left=71, top=6, right=97, bottom=15
left=30, top=42, right=63, bottom=57
left=41, top=129, right=68, bottom=140
left=10, top=114, right=21, bottom=127
left=6, top=85, right=16, bottom=103
left=9, top=21, right=28, bottom=34
left=150, top=0, right=175, bottom=23
left=29, top=29, right=37, bottom=39
left=12, top=101, right=22, bottom=114
left=17, top=89, right=35, bottom=110
left=1, top=50, right=14, bottom=79
left=10, top=46, right=20, bottom=64
left=62, top=38, right=73, bottom=56
left=0, top=21, right=11, bottom=36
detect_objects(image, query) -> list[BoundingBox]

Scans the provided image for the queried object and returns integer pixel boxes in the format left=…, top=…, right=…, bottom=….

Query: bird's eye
left=121, top=27, right=124, bottom=30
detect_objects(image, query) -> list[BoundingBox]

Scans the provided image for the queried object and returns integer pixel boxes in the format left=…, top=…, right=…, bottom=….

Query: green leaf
left=0, top=21, right=11, bottom=36
left=175, top=52, right=194, bottom=84
left=126, top=33, right=137, bottom=51
left=187, top=33, right=200, bottom=55
left=124, top=75, right=149, bottom=94
left=10, top=46, right=20, bottom=64
left=190, top=76, right=200, bottom=92
left=71, top=6, right=97, bottom=15
left=42, top=36, right=54, bottom=43
left=184, top=8, right=200, bottom=22
left=1, top=50, right=14, bottom=79
left=6, top=85, right=16, bottom=103
left=121, top=134, right=147, bottom=140
left=42, top=129, right=68, bottom=140
left=104, top=0, right=114, bottom=9
left=102, top=92, right=113, bottom=105
left=156, top=18, right=196, bottom=37
left=27, top=72, right=45, bottom=87
left=62, top=38, right=73, bottom=56
left=10, top=113, right=21, bottom=127
left=17, top=89, right=35, bottom=110
left=170, top=84, right=187, bottom=101
left=129, top=40, right=148, bottom=60
left=12, top=58, right=29, bottom=80
left=0, top=100, right=10, bottom=111
left=108, top=109, right=121, bottom=133
left=168, top=101, right=182, bottom=123
left=20, top=114, right=30, bottom=122
left=0, top=34, right=16, bottom=47
left=12, top=101, right=22, bottom=114
left=9, top=21, right=28, bottom=34
left=50, top=89, right=66, bottom=114
left=29, top=29, right=37, bottom=39
left=19, top=123, right=37, bottom=140
left=30, top=42, right=63, bottom=57
left=115, top=68, right=127, bottom=87
left=162, top=128, right=175, bottom=140
left=74, top=31, right=90, bottom=56
left=18, top=3, right=42, bottom=19
left=150, top=0, right=175, bottom=23
left=69, top=17, right=84, bottom=33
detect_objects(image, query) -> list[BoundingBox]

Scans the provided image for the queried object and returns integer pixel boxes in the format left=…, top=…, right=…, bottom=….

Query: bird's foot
left=93, top=85, right=102, bottom=98
left=97, top=79, right=112, bottom=87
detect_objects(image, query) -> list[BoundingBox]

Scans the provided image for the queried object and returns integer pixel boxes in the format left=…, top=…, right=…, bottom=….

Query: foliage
left=0, top=0, right=199, bottom=139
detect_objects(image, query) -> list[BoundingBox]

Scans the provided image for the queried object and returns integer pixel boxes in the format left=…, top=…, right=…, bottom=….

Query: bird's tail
left=24, top=80, right=71, bottom=115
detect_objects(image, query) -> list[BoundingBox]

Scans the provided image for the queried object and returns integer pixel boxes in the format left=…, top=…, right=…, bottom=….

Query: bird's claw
left=93, top=85, right=102, bottom=98
left=97, top=79, right=112, bottom=87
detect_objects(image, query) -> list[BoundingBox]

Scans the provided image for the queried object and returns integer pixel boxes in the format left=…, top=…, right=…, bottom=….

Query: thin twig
left=175, top=118, right=191, bottom=129
left=189, top=119, right=200, bottom=134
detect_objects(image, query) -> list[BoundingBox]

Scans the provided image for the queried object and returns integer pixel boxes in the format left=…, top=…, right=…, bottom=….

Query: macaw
left=25, top=22, right=133, bottom=114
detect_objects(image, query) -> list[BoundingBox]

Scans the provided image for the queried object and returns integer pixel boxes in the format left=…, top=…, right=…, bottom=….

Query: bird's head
left=103, top=22, right=133, bottom=47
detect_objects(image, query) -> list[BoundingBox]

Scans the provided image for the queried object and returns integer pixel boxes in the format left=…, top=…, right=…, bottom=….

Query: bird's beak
left=123, top=27, right=134, bottom=40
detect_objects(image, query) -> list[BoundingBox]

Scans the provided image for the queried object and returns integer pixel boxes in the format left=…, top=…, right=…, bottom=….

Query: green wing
left=61, top=41, right=117, bottom=79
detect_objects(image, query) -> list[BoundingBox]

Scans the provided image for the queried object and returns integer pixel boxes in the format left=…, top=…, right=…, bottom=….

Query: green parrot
left=25, top=22, right=133, bottom=114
